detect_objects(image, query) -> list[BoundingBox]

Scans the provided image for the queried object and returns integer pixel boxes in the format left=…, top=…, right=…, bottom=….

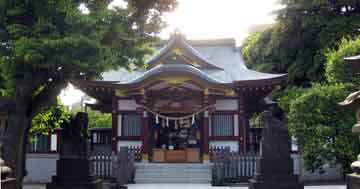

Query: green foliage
left=242, top=24, right=288, bottom=74
left=275, top=87, right=307, bottom=113
left=278, top=83, right=359, bottom=173
left=244, top=0, right=360, bottom=174
left=0, top=0, right=176, bottom=118
left=325, top=37, right=360, bottom=84
left=276, top=37, right=360, bottom=174
left=242, top=0, right=360, bottom=86
left=87, top=110, right=112, bottom=129
left=31, top=104, right=71, bottom=135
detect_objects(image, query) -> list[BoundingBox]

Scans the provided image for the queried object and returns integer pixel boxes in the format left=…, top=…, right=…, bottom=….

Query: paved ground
left=24, top=183, right=346, bottom=189
left=126, top=183, right=346, bottom=189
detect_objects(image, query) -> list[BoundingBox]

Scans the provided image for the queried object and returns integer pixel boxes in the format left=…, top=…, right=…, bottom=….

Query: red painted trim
left=214, top=96, right=239, bottom=100
left=238, top=93, right=247, bottom=153
left=214, top=110, right=238, bottom=114
left=116, top=136, right=142, bottom=141
left=90, top=130, right=94, bottom=151
left=209, top=136, right=240, bottom=141
left=27, top=151, right=59, bottom=154
left=112, top=113, right=118, bottom=152
left=111, top=98, right=118, bottom=152
left=244, top=115, right=250, bottom=153
left=118, top=111, right=138, bottom=114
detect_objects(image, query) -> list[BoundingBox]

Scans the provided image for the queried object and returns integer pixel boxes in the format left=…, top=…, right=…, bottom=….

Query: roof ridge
left=156, top=38, right=236, bottom=47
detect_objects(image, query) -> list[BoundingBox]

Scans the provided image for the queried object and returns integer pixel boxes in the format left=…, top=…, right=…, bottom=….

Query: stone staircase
left=134, top=163, right=212, bottom=183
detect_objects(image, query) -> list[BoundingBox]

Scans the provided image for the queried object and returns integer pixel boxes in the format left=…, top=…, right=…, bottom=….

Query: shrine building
left=71, top=31, right=287, bottom=163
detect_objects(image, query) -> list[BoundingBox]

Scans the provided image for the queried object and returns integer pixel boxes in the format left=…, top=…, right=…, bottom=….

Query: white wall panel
left=215, top=100, right=238, bottom=110
left=50, top=134, right=57, bottom=152
left=24, top=153, right=59, bottom=183
left=234, top=114, right=239, bottom=136
left=118, top=100, right=139, bottom=110
left=117, top=114, right=122, bottom=137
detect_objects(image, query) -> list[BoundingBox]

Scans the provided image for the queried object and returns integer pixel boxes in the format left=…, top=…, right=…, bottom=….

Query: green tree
left=279, top=84, right=359, bottom=174
left=277, top=37, right=360, bottom=174
left=87, top=110, right=112, bottom=129
left=0, top=1, right=176, bottom=187
left=31, top=104, right=71, bottom=135
left=242, top=0, right=360, bottom=86
left=325, top=37, right=360, bottom=84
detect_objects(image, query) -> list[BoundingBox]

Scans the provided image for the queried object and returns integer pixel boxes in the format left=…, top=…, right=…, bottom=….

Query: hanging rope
left=140, top=104, right=213, bottom=121
left=155, top=114, right=159, bottom=124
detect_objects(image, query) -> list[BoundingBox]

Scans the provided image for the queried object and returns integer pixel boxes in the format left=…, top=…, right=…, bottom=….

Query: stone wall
left=23, top=153, right=59, bottom=184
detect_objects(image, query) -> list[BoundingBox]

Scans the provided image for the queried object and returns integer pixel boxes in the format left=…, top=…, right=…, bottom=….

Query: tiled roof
left=101, top=33, right=286, bottom=85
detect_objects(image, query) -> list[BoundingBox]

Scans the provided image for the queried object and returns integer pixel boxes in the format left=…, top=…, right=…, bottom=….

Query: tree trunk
left=5, top=104, right=31, bottom=189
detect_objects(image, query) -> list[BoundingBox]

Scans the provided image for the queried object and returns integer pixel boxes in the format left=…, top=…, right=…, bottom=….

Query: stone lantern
left=339, top=54, right=360, bottom=189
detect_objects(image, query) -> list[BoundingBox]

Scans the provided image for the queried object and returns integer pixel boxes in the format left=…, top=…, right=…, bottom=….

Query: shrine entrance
left=150, top=113, right=202, bottom=163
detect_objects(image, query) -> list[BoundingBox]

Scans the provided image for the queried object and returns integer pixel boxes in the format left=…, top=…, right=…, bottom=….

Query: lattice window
left=122, top=113, right=142, bottom=136
left=212, top=113, right=234, bottom=136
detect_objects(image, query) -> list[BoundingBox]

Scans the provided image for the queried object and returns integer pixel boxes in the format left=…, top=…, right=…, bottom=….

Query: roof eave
left=233, top=74, right=288, bottom=87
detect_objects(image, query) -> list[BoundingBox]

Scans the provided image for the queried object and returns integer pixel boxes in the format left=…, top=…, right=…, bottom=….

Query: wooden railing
left=89, top=152, right=113, bottom=179
left=210, top=147, right=257, bottom=185
left=89, top=147, right=136, bottom=184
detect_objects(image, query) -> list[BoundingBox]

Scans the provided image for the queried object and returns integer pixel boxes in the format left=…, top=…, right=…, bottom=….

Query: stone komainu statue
left=47, top=112, right=103, bottom=189
left=257, top=111, right=291, bottom=159
left=59, top=112, right=89, bottom=158
left=249, top=111, right=304, bottom=189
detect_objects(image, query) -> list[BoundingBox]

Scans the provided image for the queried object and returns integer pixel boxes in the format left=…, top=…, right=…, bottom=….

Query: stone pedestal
left=249, top=157, right=303, bottom=189
left=46, top=113, right=103, bottom=189
left=1, top=178, right=16, bottom=189
left=46, top=158, right=102, bottom=189
left=347, top=173, right=360, bottom=189
left=248, top=111, right=303, bottom=189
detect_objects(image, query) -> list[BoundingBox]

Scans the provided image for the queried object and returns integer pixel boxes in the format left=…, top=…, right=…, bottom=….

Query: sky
left=158, top=0, right=280, bottom=42
left=60, top=0, right=280, bottom=106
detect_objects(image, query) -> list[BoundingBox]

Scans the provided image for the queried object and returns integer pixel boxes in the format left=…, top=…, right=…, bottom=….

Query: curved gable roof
left=101, top=32, right=287, bottom=86
left=123, top=64, right=230, bottom=85
left=146, top=32, right=223, bottom=70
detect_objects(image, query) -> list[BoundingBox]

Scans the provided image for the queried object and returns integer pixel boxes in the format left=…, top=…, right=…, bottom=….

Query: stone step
left=134, top=163, right=212, bottom=183
left=136, top=169, right=211, bottom=173
left=135, top=174, right=211, bottom=178
left=134, top=177, right=211, bottom=184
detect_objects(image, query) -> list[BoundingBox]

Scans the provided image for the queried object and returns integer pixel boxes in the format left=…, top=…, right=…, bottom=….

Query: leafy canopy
left=0, top=0, right=176, bottom=117
left=243, top=0, right=360, bottom=174
left=87, top=110, right=111, bottom=129
left=325, top=37, right=360, bottom=84
left=242, top=0, right=360, bottom=86
left=31, top=104, right=71, bottom=135
left=277, top=37, right=360, bottom=173
left=279, top=83, right=359, bottom=173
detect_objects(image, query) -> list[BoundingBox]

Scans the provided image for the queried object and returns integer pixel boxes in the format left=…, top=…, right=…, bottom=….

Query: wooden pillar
left=141, top=110, right=149, bottom=162
left=238, top=91, right=248, bottom=153
left=202, top=110, right=210, bottom=162
left=90, top=130, right=94, bottom=151
left=112, top=98, right=118, bottom=153
left=112, top=113, right=118, bottom=152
